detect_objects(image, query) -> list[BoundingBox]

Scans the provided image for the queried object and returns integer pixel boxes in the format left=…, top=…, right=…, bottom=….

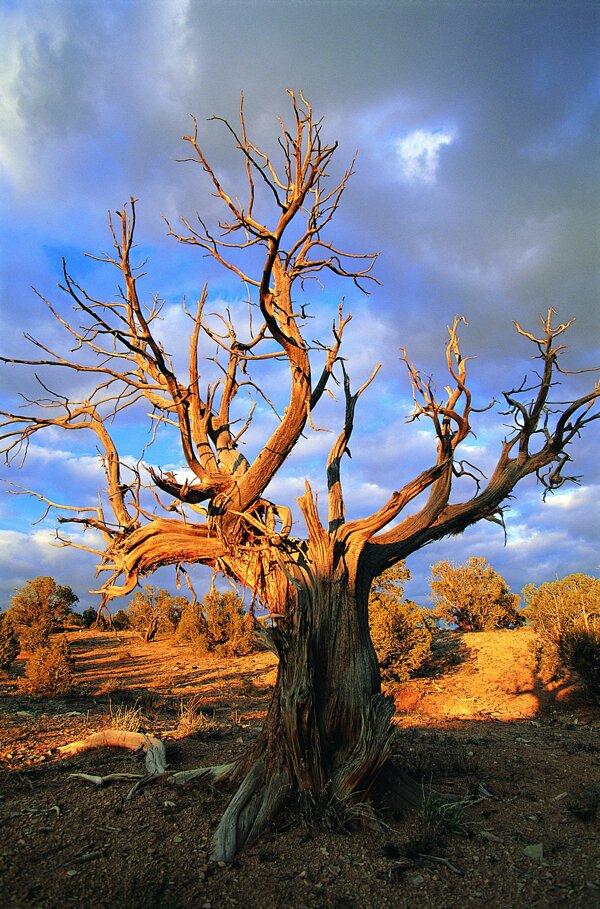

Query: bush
left=8, top=576, right=78, bottom=651
left=20, top=636, right=75, bottom=696
left=81, top=607, right=99, bottom=628
left=127, top=587, right=187, bottom=642
left=0, top=613, right=20, bottom=670
left=19, top=617, right=54, bottom=652
left=558, top=629, right=600, bottom=704
left=524, top=574, right=600, bottom=700
left=176, top=591, right=255, bottom=656
left=524, top=574, right=600, bottom=640
left=430, top=557, right=523, bottom=631
left=111, top=609, right=131, bottom=631
left=78, top=607, right=110, bottom=630
left=369, top=565, right=433, bottom=681
left=176, top=600, right=210, bottom=653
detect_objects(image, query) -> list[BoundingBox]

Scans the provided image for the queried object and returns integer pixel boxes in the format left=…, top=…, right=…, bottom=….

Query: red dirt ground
left=1, top=627, right=599, bottom=908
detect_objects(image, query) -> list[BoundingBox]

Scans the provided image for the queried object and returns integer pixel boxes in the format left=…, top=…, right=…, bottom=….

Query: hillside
left=0, top=627, right=598, bottom=908
left=393, top=627, right=585, bottom=723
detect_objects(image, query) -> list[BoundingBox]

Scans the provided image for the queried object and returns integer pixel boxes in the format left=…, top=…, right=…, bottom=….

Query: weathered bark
left=208, top=530, right=407, bottom=862
left=144, top=616, right=159, bottom=643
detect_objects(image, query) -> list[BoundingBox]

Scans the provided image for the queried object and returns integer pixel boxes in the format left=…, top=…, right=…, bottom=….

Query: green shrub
left=78, top=607, right=110, bottom=630
left=111, top=609, right=131, bottom=631
left=175, top=600, right=210, bottom=653
left=81, top=607, right=99, bottom=628
left=127, top=586, right=187, bottom=642
left=8, top=576, right=78, bottom=651
left=176, top=591, right=255, bottom=656
left=558, top=629, right=600, bottom=704
left=369, top=565, right=432, bottom=681
left=430, top=557, right=523, bottom=631
left=0, top=613, right=20, bottom=670
left=524, top=574, right=600, bottom=701
left=19, top=617, right=53, bottom=652
left=203, top=591, right=255, bottom=655
left=20, top=636, right=75, bottom=696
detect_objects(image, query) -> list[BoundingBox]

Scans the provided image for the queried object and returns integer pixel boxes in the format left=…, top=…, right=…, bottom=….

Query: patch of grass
left=97, top=678, right=124, bottom=698
left=108, top=688, right=167, bottom=714
left=402, top=792, right=469, bottom=858
left=295, top=782, right=375, bottom=833
left=108, top=699, right=146, bottom=732
left=232, top=676, right=262, bottom=697
left=176, top=697, right=222, bottom=738
left=449, top=744, right=480, bottom=775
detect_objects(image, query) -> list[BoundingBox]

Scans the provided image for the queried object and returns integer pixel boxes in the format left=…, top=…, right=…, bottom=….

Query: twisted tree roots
left=57, top=727, right=422, bottom=863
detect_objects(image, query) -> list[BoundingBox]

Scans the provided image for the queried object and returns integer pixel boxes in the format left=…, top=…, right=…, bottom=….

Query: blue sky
left=0, top=0, right=598, bottom=611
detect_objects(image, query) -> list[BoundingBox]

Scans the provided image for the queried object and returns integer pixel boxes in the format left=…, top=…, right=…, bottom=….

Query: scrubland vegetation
left=2, top=564, right=599, bottom=705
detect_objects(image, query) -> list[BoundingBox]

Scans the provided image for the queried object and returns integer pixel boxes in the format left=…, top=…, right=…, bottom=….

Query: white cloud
left=543, top=485, right=592, bottom=511
left=0, top=525, right=104, bottom=607
left=395, top=128, right=455, bottom=185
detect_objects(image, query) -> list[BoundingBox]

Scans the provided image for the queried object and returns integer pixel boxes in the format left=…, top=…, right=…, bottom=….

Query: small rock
left=523, top=843, right=544, bottom=860
left=481, top=830, right=502, bottom=843
left=409, top=874, right=425, bottom=885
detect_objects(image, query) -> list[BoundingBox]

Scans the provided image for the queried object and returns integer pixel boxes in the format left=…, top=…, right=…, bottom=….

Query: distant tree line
left=1, top=564, right=598, bottom=702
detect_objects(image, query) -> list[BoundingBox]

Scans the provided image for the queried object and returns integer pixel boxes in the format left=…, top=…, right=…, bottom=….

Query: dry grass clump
left=176, top=696, right=222, bottom=738
left=96, top=678, right=125, bottom=698
left=402, top=792, right=469, bottom=859
left=108, top=699, right=146, bottom=732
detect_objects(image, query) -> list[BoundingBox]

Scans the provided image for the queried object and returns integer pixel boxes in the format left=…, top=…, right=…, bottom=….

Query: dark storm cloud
left=0, top=0, right=598, bottom=600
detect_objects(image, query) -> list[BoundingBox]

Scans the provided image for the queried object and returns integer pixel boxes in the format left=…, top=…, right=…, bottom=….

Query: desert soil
left=1, top=627, right=599, bottom=909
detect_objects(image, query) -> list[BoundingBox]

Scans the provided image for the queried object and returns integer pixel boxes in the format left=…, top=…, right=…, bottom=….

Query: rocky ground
left=1, top=627, right=599, bottom=908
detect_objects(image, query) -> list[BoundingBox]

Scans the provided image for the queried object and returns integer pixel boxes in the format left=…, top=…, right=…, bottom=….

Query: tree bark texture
left=209, top=529, right=400, bottom=861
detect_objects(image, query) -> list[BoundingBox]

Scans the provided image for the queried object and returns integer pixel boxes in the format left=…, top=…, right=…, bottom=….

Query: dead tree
left=1, top=92, right=598, bottom=861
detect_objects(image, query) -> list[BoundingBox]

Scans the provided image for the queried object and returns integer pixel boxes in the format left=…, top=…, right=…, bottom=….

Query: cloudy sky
left=0, top=0, right=598, bottom=611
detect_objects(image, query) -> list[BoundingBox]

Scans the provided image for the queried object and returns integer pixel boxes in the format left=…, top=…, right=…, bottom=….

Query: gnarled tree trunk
left=210, top=526, right=413, bottom=862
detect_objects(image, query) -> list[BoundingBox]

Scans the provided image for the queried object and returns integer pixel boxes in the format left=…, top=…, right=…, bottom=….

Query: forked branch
left=362, top=309, right=599, bottom=574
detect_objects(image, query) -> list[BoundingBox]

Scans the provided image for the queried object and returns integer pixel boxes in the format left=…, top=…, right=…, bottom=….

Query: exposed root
left=58, top=729, right=238, bottom=798
left=170, top=763, right=236, bottom=786
left=58, top=729, right=169, bottom=798
left=67, top=771, right=144, bottom=787
left=58, top=729, right=168, bottom=775
left=210, top=761, right=291, bottom=863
